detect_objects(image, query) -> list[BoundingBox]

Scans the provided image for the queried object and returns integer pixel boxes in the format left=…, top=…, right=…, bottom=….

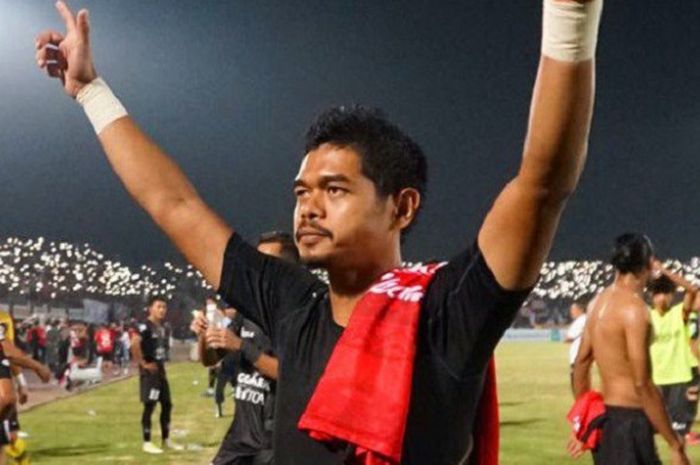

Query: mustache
left=295, top=222, right=333, bottom=241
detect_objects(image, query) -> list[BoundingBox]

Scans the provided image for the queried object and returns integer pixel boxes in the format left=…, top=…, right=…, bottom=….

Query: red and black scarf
left=298, top=264, right=500, bottom=465
left=567, top=391, right=606, bottom=450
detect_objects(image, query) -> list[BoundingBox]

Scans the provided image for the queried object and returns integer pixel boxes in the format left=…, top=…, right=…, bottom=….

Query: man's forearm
left=98, top=117, right=200, bottom=224
left=254, top=354, right=279, bottom=380
left=131, top=343, right=144, bottom=367
left=239, top=339, right=278, bottom=380
left=3, top=343, right=41, bottom=372
left=519, top=58, right=594, bottom=200
left=571, top=359, right=591, bottom=398
left=519, top=0, right=601, bottom=197
left=662, top=268, right=698, bottom=293
left=76, top=79, right=232, bottom=289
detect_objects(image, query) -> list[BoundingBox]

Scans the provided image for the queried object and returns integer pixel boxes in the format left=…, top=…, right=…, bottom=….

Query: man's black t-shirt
left=138, top=320, right=168, bottom=369
left=220, top=312, right=276, bottom=455
left=218, top=234, right=530, bottom=465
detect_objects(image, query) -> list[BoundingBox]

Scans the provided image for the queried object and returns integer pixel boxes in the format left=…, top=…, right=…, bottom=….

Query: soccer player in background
left=131, top=296, right=183, bottom=455
left=648, top=266, right=699, bottom=443
left=572, top=234, right=690, bottom=465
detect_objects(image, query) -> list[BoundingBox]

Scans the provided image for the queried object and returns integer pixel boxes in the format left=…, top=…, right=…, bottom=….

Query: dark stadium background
left=1, top=0, right=699, bottom=265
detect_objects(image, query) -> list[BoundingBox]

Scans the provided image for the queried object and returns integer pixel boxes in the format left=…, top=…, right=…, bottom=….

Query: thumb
left=76, top=9, right=90, bottom=41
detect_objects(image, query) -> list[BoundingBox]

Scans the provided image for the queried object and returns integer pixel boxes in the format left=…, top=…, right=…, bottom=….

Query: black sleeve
left=690, top=316, right=699, bottom=341
left=217, top=233, right=322, bottom=342
left=422, top=242, right=533, bottom=379
left=229, top=312, right=245, bottom=335
left=137, top=324, right=153, bottom=363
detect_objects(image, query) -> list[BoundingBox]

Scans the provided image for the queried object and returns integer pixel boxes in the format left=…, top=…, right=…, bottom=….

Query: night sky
left=2, top=1, right=699, bottom=266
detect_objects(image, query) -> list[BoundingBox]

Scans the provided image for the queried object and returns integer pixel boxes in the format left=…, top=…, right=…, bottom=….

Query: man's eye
left=328, top=186, right=345, bottom=195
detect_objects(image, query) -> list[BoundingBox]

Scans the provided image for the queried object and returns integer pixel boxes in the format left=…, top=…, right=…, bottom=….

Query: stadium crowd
left=4, top=235, right=700, bottom=332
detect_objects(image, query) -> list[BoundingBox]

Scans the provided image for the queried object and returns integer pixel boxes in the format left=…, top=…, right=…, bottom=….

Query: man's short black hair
left=304, top=105, right=428, bottom=234
left=610, top=233, right=654, bottom=275
left=146, top=295, right=167, bottom=309
left=648, top=275, right=677, bottom=296
left=257, top=231, right=299, bottom=262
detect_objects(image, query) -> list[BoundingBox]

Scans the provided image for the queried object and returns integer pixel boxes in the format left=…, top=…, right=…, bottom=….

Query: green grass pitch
left=16, top=342, right=700, bottom=464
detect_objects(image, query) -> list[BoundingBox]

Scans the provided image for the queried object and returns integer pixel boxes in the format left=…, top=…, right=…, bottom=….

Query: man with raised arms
left=36, top=1, right=602, bottom=463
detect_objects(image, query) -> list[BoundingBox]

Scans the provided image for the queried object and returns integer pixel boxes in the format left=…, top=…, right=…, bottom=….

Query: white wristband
left=16, top=373, right=27, bottom=388
left=542, top=0, right=603, bottom=63
left=76, top=77, right=128, bottom=135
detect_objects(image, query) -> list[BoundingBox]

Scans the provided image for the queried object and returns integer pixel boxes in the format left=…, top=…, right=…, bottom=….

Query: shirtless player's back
left=572, top=234, right=689, bottom=465
left=587, top=286, right=648, bottom=408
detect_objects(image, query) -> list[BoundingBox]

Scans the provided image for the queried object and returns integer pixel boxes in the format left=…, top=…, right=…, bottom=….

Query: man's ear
left=392, top=188, right=421, bottom=232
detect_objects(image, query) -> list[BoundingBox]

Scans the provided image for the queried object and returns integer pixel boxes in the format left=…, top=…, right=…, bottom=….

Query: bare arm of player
left=205, top=329, right=278, bottom=379
left=625, top=302, right=687, bottom=460
left=658, top=263, right=699, bottom=319
left=478, top=1, right=600, bottom=290
left=1, top=341, right=50, bottom=383
left=11, top=365, right=28, bottom=405
left=571, top=320, right=593, bottom=398
left=35, top=2, right=232, bottom=289
left=252, top=353, right=279, bottom=380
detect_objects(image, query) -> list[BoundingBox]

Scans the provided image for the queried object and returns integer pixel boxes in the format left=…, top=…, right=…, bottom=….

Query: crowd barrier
left=502, top=328, right=565, bottom=342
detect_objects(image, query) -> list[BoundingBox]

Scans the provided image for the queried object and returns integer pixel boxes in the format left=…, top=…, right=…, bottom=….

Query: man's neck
left=148, top=316, right=161, bottom=327
left=613, top=272, right=646, bottom=297
left=327, top=252, right=402, bottom=328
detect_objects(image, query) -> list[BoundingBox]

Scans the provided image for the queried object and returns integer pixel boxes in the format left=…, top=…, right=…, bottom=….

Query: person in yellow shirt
left=685, top=296, right=700, bottom=444
left=0, top=313, right=27, bottom=465
left=0, top=312, right=51, bottom=465
left=649, top=263, right=699, bottom=444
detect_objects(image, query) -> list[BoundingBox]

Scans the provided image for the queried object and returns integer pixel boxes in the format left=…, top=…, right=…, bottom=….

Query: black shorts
left=0, top=419, right=11, bottom=446
left=660, top=381, right=694, bottom=435
left=139, top=370, right=171, bottom=404
left=9, top=407, right=19, bottom=432
left=212, top=421, right=274, bottom=465
left=0, top=357, right=11, bottom=380
left=212, top=448, right=274, bottom=465
left=592, top=405, right=661, bottom=465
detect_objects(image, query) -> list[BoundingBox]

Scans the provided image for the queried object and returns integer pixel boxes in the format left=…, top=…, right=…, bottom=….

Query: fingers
left=76, top=9, right=90, bottom=42
left=35, top=30, right=66, bottom=79
left=190, top=314, right=209, bottom=335
left=205, top=331, right=224, bottom=348
left=35, top=31, right=64, bottom=68
left=55, top=1, right=77, bottom=32
left=35, top=30, right=64, bottom=50
left=566, top=437, right=584, bottom=459
left=36, top=44, right=59, bottom=69
left=566, top=438, right=577, bottom=456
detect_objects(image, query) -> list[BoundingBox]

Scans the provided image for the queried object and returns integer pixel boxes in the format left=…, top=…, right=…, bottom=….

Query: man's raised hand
left=35, top=1, right=97, bottom=97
